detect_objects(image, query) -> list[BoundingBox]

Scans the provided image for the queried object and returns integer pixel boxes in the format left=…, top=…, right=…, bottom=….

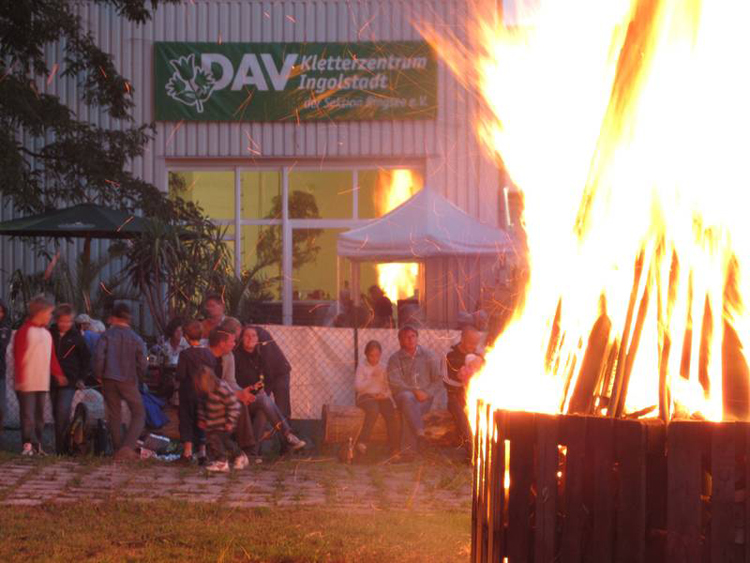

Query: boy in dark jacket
left=445, top=326, right=482, bottom=460
left=175, top=320, right=218, bottom=463
left=50, top=304, right=91, bottom=454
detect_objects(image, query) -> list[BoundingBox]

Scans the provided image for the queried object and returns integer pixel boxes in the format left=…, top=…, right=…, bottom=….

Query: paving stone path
left=0, top=457, right=472, bottom=512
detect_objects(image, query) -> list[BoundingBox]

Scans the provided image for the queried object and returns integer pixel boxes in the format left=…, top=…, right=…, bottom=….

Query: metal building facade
left=3, top=0, right=506, bottom=329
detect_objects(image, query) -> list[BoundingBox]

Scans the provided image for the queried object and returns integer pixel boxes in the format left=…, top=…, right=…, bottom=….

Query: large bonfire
left=421, top=0, right=750, bottom=429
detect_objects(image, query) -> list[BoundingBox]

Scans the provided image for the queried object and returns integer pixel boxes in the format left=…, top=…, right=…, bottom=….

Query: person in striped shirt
left=194, top=365, right=247, bottom=473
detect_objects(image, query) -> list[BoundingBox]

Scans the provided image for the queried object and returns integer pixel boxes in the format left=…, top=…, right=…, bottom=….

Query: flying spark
left=46, top=63, right=59, bottom=86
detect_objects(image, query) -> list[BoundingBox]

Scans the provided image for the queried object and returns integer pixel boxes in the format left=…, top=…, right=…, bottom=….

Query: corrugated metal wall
left=2, top=0, right=503, bottom=330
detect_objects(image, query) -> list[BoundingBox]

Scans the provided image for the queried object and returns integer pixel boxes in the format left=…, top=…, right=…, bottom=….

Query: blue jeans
left=249, top=391, right=291, bottom=444
left=266, top=373, right=291, bottom=419
left=393, top=390, right=434, bottom=453
left=50, top=387, right=76, bottom=454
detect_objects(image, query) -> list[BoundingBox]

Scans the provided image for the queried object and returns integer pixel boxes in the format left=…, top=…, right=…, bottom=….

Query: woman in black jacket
left=233, top=326, right=305, bottom=453
left=50, top=304, right=91, bottom=454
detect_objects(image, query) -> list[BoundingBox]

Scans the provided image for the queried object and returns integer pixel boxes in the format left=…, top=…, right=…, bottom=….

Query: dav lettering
left=165, top=51, right=298, bottom=112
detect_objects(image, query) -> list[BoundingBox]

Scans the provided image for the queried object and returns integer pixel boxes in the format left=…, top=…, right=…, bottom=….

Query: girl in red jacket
left=14, top=294, right=67, bottom=456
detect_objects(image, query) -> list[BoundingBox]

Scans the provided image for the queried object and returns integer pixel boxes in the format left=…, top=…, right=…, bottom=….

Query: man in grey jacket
left=386, top=325, right=442, bottom=458
left=94, top=303, right=147, bottom=462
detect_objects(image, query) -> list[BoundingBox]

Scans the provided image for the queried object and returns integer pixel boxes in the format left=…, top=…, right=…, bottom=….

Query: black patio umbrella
left=0, top=202, right=159, bottom=290
left=0, top=203, right=169, bottom=315
left=0, top=203, right=150, bottom=240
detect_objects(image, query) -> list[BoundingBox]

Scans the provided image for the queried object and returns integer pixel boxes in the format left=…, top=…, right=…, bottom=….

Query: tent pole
left=351, top=260, right=360, bottom=307
left=82, top=237, right=92, bottom=314
left=281, top=167, right=292, bottom=326
left=336, top=256, right=341, bottom=316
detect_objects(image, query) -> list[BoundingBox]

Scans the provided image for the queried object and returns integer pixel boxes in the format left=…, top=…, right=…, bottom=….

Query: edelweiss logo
left=165, top=54, right=216, bottom=113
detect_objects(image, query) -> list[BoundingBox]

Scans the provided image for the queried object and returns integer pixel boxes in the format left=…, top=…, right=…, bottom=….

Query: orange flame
left=422, top=0, right=750, bottom=427
left=376, top=170, right=419, bottom=302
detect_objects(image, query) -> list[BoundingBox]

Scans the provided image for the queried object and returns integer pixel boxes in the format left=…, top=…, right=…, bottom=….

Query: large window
left=168, top=165, right=424, bottom=325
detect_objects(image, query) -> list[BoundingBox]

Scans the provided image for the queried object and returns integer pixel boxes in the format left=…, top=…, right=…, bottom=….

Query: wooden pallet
left=472, top=409, right=666, bottom=563
left=666, top=420, right=750, bottom=563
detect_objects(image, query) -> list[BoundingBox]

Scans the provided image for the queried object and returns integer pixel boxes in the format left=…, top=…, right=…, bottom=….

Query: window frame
left=166, top=161, right=425, bottom=324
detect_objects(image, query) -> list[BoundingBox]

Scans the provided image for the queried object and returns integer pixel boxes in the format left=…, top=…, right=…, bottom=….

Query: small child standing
left=14, top=294, right=68, bottom=455
left=194, top=366, right=247, bottom=472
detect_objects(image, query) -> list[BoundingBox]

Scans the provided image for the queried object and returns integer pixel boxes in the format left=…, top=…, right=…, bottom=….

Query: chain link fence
left=268, top=325, right=462, bottom=419
left=2, top=325, right=463, bottom=427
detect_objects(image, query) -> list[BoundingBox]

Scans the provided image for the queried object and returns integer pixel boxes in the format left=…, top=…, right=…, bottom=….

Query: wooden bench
left=321, top=404, right=460, bottom=447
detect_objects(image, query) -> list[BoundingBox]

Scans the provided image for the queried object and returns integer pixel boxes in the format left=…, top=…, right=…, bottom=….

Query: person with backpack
left=50, top=304, right=91, bottom=454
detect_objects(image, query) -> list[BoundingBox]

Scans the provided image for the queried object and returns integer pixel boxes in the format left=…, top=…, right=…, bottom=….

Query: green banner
left=154, top=41, right=437, bottom=122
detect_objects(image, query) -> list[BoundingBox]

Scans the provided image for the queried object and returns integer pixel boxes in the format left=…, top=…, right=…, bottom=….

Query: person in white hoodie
left=13, top=294, right=67, bottom=456
left=354, top=340, right=399, bottom=457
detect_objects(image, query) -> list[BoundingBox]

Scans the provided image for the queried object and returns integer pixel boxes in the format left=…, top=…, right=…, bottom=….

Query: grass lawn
left=1, top=499, right=470, bottom=562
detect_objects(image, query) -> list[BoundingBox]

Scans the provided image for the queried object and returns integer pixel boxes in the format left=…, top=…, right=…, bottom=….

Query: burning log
left=545, top=298, right=563, bottom=373
left=615, top=263, right=653, bottom=417
left=568, top=312, right=612, bottom=414
left=610, top=250, right=646, bottom=417
left=559, top=353, right=579, bottom=413
left=659, top=334, right=672, bottom=422
left=699, top=296, right=713, bottom=395
left=723, top=321, right=750, bottom=420
left=626, top=405, right=657, bottom=419
left=723, top=256, right=750, bottom=420
left=596, top=338, right=620, bottom=415
left=658, top=248, right=679, bottom=422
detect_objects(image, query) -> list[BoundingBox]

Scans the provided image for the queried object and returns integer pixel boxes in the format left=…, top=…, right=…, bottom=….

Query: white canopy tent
left=337, top=188, right=516, bottom=324
left=338, top=187, right=515, bottom=261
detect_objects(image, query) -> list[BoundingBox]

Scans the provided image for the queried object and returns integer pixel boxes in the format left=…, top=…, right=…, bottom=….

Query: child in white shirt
left=354, top=340, right=399, bottom=456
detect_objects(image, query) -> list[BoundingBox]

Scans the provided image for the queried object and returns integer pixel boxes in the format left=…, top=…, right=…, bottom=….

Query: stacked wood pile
left=472, top=408, right=750, bottom=563
left=472, top=407, right=665, bottom=563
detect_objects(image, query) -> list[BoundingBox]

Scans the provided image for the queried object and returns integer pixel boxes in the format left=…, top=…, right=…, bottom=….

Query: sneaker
left=285, top=433, right=306, bottom=451
left=206, top=460, right=230, bottom=473
left=33, top=444, right=47, bottom=457
left=232, top=453, right=249, bottom=470
left=21, top=443, right=34, bottom=457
